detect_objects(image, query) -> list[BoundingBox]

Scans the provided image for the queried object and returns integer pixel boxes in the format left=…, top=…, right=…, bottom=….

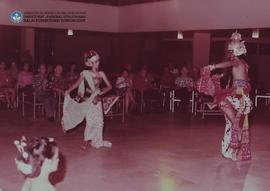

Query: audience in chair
left=174, top=65, right=194, bottom=112
left=32, top=64, right=56, bottom=121
left=0, top=61, right=17, bottom=109
left=115, top=69, right=136, bottom=114
left=66, top=63, right=79, bottom=88
left=17, top=62, right=33, bottom=94
left=133, top=67, right=163, bottom=112
left=49, top=64, right=67, bottom=95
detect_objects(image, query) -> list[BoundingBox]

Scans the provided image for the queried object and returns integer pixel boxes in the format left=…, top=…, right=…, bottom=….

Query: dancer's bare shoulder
left=98, top=70, right=105, bottom=76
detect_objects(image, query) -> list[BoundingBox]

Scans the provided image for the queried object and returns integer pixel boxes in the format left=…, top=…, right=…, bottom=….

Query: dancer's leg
left=219, top=100, right=240, bottom=149
left=84, top=102, right=111, bottom=148
left=83, top=104, right=96, bottom=149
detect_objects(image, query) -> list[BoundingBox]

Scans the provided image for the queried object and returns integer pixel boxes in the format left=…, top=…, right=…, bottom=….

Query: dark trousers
left=174, top=88, right=192, bottom=111
left=36, top=94, right=56, bottom=118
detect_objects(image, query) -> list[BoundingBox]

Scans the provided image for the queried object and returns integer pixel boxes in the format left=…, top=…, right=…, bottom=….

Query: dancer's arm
left=210, top=61, right=234, bottom=71
left=99, top=71, right=112, bottom=95
left=65, top=75, right=84, bottom=95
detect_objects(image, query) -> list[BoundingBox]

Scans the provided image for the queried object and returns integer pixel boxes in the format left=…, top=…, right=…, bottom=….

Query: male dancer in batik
left=198, top=32, right=252, bottom=161
left=62, top=50, right=112, bottom=149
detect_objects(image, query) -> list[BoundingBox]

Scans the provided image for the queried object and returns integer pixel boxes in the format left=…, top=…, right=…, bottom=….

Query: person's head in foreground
left=14, top=136, right=59, bottom=191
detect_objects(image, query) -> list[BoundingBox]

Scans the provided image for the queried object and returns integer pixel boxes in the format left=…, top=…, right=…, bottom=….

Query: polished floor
left=0, top=108, right=269, bottom=191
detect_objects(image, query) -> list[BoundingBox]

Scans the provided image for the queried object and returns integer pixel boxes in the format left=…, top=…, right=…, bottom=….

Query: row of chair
left=19, top=91, right=125, bottom=122
left=170, top=89, right=270, bottom=118
left=169, top=90, right=222, bottom=118
left=133, top=88, right=221, bottom=118
left=1, top=88, right=269, bottom=120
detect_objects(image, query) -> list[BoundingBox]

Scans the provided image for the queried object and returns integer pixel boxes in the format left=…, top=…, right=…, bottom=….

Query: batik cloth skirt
left=221, top=80, right=252, bottom=161
left=62, top=95, right=112, bottom=148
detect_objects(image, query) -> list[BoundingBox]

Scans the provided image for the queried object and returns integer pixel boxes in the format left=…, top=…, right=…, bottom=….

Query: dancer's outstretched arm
left=209, top=61, right=234, bottom=71
left=65, top=75, right=84, bottom=95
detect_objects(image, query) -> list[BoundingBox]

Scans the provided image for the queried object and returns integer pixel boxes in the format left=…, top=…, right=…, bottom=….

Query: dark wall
left=1, top=25, right=270, bottom=87
left=35, top=29, right=116, bottom=72
left=35, top=29, right=181, bottom=73
left=0, top=25, right=21, bottom=66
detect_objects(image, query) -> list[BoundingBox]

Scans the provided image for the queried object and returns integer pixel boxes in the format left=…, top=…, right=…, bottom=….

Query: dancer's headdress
left=84, top=50, right=98, bottom=62
left=14, top=136, right=32, bottom=175
left=14, top=136, right=55, bottom=176
left=227, top=31, right=247, bottom=56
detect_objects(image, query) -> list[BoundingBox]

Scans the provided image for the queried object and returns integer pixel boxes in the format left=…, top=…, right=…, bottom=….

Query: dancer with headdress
left=14, top=136, right=59, bottom=191
left=62, top=50, right=112, bottom=149
left=197, top=32, right=252, bottom=161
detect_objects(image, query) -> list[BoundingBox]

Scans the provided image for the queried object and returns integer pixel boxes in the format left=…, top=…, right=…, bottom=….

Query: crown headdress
left=228, top=31, right=247, bottom=56
left=14, top=136, right=32, bottom=175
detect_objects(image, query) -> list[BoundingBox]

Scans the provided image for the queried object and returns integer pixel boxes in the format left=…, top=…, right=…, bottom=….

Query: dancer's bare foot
left=80, top=141, right=89, bottom=150
left=80, top=145, right=87, bottom=150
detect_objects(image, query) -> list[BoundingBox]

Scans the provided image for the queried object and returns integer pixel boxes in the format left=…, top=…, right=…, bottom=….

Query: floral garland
left=14, top=136, right=55, bottom=175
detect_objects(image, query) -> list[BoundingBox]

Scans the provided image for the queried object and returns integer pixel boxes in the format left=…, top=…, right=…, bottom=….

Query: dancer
left=63, top=50, right=112, bottom=149
left=14, top=136, right=59, bottom=191
left=198, top=32, right=252, bottom=161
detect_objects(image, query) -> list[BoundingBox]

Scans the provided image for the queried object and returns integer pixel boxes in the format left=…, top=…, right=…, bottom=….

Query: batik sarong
left=221, top=80, right=252, bottom=161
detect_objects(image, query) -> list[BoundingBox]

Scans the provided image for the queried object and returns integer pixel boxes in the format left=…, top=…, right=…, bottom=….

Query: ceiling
left=64, top=0, right=168, bottom=6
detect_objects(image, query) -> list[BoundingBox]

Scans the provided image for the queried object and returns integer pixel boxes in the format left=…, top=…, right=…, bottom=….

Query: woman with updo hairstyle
left=14, top=137, right=59, bottom=191
left=63, top=50, right=112, bottom=149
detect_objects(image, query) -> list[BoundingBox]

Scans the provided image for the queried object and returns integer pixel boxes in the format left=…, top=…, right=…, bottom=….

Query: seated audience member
left=168, top=62, right=179, bottom=76
left=0, top=61, right=16, bottom=109
left=160, top=66, right=175, bottom=107
left=115, top=69, right=136, bottom=114
left=0, top=61, right=9, bottom=87
left=66, top=63, right=79, bottom=88
left=9, top=61, right=19, bottom=85
left=47, top=64, right=54, bottom=76
left=174, top=65, right=194, bottom=112
left=49, top=64, right=67, bottom=95
left=17, top=62, right=33, bottom=93
left=14, top=136, right=59, bottom=191
left=133, top=68, right=163, bottom=112
left=160, top=65, right=175, bottom=89
left=190, top=65, right=201, bottom=82
left=32, top=64, right=56, bottom=121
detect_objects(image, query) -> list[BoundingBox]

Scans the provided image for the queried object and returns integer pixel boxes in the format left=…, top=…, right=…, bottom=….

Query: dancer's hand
left=96, top=89, right=102, bottom=95
left=208, top=65, right=215, bottom=71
